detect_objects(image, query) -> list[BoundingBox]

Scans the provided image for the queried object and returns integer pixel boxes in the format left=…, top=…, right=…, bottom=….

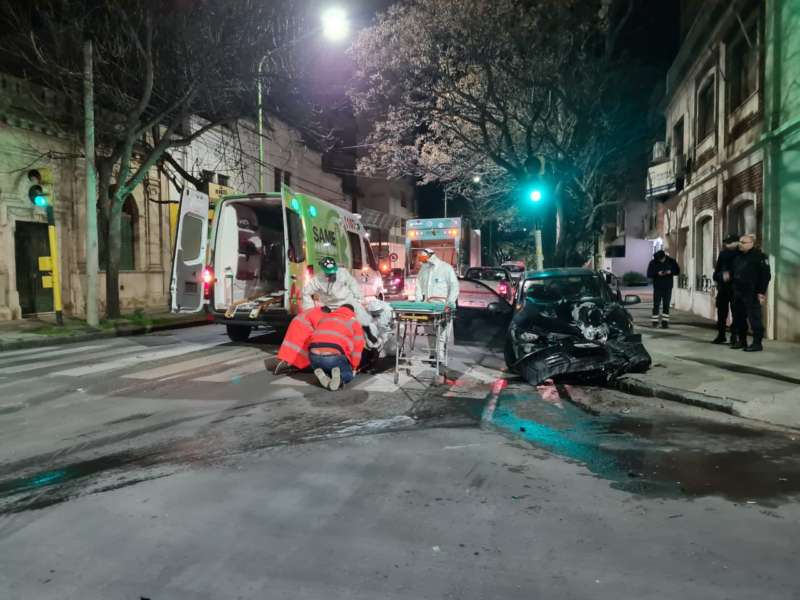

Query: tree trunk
left=105, top=194, right=123, bottom=319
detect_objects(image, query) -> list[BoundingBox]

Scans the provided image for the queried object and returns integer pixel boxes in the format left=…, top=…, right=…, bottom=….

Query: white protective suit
left=414, top=254, right=460, bottom=361
left=365, top=299, right=396, bottom=356
left=302, top=268, right=372, bottom=326
left=302, top=268, right=363, bottom=311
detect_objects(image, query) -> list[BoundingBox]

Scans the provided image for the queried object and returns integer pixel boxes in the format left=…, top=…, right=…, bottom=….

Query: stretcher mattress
left=389, top=301, right=447, bottom=314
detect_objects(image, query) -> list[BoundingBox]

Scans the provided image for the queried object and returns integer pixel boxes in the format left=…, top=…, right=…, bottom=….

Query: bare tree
left=349, top=0, right=647, bottom=266
left=0, top=0, right=310, bottom=317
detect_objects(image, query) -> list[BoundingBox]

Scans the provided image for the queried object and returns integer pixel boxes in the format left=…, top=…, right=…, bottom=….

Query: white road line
left=49, top=343, right=220, bottom=377
left=0, top=344, right=111, bottom=366
left=123, top=348, right=254, bottom=380
left=0, top=344, right=150, bottom=376
left=192, top=355, right=273, bottom=382
left=0, top=344, right=67, bottom=358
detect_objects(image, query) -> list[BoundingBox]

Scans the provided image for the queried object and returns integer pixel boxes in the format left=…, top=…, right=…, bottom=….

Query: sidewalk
left=622, top=303, right=800, bottom=430
left=0, top=310, right=211, bottom=352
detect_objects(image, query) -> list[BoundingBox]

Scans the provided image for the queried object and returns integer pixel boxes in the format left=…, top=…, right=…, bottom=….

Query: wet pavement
left=1, top=325, right=800, bottom=598
left=490, top=383, right=800, bottom=505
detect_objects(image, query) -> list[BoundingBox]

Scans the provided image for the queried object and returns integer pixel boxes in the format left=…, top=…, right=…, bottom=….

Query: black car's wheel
left=504, top=337, right=520, bottom=375
left=226, top=324, right=252, bottom=342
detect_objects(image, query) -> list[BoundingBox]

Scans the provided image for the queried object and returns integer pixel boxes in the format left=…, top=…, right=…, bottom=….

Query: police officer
left=711, top=234, right=740, bottom=344
left=646, top=250, right=680, bottom=328
left=730, top=234, right=771, bottom=352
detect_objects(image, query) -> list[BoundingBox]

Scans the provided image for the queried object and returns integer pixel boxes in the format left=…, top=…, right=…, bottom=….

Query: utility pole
left=84, top=38, right=99, bottom=327
left=534, top=227, right=544, bottom=271
left=443, top=188, right=448, bottom=218
left=257, top=56, right=267, bottom=193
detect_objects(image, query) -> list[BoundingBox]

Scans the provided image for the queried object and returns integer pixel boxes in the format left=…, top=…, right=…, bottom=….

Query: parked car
left=500, top=261, right=526, bottom=282
left=382, top=268, right=405, bottom=298
left=504, top=268, right=651, bottom=385
left=464, top=266, right=515, bottom=303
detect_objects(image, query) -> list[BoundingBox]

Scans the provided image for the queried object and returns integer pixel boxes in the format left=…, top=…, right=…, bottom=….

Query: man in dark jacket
left=646, top=250, right=680, bottom=329
left=711, top=234, right=741, bottom=344
left=731, top=235, right=771, bottom=352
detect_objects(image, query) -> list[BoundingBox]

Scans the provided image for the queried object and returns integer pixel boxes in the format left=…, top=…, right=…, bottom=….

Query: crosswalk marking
left=0, top=344, right=148, bottom=376
left=122, top=348, right=254, bottom=380
left=0, top=344, right=69, bottom=358
left=49, top=343, right=219, bottom=377
left=0, top=343, right=113, bottom=362
left=193, top=355, right=273, bottom=382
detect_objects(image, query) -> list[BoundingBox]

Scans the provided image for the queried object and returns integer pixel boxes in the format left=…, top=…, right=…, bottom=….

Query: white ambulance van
left=170, top=186, right=383, bottom=342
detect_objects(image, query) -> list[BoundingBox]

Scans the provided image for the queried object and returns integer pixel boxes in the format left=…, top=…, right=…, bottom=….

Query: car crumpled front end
left=505, top=299, right=651, bottom=385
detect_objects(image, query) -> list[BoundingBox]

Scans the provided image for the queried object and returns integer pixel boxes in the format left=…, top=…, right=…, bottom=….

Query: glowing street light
left=472, top=175, right=481, bottom=183
left=322, top=7, right=349, bottom=42
left=257, top=7, right=351, bottom=192
left=530, top=189, right=542, bottom=202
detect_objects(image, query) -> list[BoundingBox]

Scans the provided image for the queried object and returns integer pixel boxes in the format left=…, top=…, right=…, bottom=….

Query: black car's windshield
left=522, top=275, right=607, bottom=303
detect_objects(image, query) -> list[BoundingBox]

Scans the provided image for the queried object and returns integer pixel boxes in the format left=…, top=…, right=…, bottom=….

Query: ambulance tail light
left=202, top=266, right=215, bottom=299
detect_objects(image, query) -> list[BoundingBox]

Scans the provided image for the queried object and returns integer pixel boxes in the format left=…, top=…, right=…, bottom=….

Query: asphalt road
left=1, top=324, right=799, bottom=599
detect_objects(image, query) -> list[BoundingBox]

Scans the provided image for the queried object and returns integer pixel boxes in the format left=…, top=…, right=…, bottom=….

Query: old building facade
left=646, top=0, right=800, bottom=340
left=0, top=74, right=352, bottom=321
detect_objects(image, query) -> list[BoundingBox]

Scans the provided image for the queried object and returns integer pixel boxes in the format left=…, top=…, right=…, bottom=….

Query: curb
left=610, top=376, right=736, bottom=415
left=0, top=316, right=212, bottom=352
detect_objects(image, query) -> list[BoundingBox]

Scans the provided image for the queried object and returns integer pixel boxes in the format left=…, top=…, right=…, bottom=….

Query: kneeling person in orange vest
left=275, top=257, right=361, bottom=374
left=275, top=306, right=327, bottom=373
left=308, top=304, right=365, bottom=391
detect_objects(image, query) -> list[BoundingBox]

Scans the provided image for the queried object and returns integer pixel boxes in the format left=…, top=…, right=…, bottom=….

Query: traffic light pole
left=534, top=227, right=544, bottom=271
left=45, top=206, right=64, bottom=325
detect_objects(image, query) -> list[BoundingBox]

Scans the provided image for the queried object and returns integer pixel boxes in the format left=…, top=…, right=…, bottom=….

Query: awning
left=358, top=207, right=402, bottom=231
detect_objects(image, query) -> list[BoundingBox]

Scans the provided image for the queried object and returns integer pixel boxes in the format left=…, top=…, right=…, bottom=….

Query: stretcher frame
left=392, top=303, right=453, bottom=384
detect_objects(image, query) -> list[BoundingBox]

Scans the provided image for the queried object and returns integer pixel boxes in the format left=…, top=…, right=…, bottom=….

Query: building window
left=347, top=232, right=363, bottom=269
left=273, top=168, right=282, bottom=192
left=283, top=171, right=291, bottom=187
left=217, top=174, right=230, bottom=187
left=695, top=215, right=714, bottom=291
left=697, top=77, right=716, bottom=141
left=728, top=20, right=759, bottom=111
left=672, top=118, right=684, bottom=157
left=400, top=192, right=408, bottom=208
left=729, top=200, right=756, bottom=236
left=201, top=170, right=214, bottom=183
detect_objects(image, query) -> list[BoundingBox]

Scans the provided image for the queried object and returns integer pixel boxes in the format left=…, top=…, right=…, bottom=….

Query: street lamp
left=472, top=175, right=481, bottom=183
left=257, top=7, right=350, bottom=192
left=322, top=7, right=349, bottom=42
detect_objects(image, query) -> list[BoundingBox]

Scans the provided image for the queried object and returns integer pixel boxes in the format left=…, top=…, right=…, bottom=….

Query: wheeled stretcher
left=390, top=301, right=453, bottom=384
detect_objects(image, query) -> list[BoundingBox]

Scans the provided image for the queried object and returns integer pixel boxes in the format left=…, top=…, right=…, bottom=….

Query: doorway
left=14, top=221, right=54, bottom=316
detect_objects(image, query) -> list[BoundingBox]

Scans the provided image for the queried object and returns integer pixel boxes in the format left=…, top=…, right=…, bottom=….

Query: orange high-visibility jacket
left=277, top=306, right=326, bottom=369
left=308, top=306, right=365, bottom=369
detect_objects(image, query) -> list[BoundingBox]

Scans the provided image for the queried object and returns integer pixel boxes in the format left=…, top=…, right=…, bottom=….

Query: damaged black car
left=504, top=268, right=651, bottom=385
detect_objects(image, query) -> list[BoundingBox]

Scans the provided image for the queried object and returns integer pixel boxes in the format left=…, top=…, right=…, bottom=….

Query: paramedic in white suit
left=302, top=257, right=364, bottom=311
left=414, top=248, right=459, bottom=368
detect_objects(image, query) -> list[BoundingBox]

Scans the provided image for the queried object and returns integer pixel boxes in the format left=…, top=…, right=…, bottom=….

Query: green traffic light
left=34, top=195, right=48, bottom=207
left=530, top=189, right=542, bottom=202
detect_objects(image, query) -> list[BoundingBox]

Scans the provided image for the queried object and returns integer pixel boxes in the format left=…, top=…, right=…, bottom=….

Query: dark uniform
left=712, top=246, right=739, bottom=342
left=731, top=248, right=771, bottom=349
left=646, top=252, right=680, bottom=327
